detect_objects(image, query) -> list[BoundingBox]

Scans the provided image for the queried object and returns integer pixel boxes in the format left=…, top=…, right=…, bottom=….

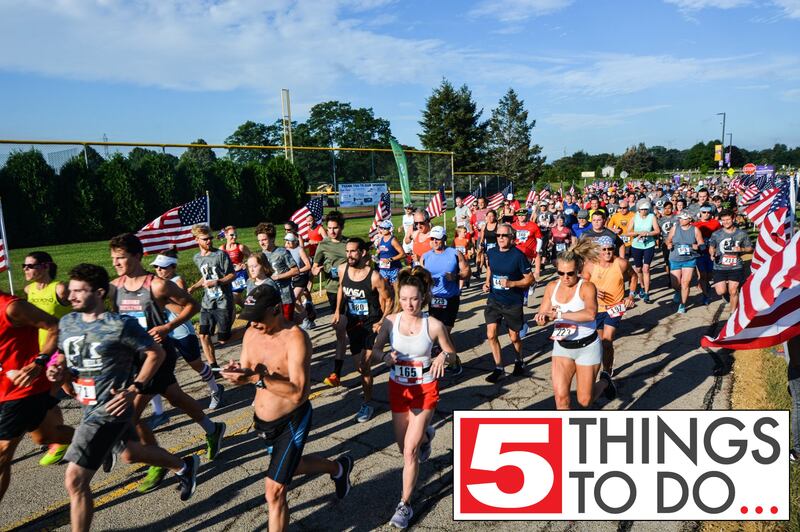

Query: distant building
left=602, top=166, right=615, bottom=178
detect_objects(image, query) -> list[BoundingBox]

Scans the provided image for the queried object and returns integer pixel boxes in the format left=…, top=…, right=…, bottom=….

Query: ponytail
left=558, top=238, right=599, bottom=272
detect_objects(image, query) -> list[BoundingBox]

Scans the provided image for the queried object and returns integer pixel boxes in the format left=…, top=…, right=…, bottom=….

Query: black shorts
left=630, top=247, right=656, bottom=268
left=292, top=274, right=310, bottom=289
left=64, top=419, right=139, bottom=471
left=199, top=306, right=233, bottom=341
left=713, top=269, right=744, bottom=285
left=254, top=401, right=312, bottom=486
left=345, top=317, right=378, bottom=355
left=140, top=343, right=178, bottom=395
left=484, top=299, right=525, bottom=332
left=429, top=294, right=460, bottom=328
left=0, top=392, right=59, bottom=440
left=173, top=334, right=202, bottom=363
left=326, top=291, right=343, bottom=313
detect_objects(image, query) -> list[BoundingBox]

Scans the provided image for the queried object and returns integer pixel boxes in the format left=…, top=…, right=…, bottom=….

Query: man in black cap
left=221, top=284, right=353, bottom=532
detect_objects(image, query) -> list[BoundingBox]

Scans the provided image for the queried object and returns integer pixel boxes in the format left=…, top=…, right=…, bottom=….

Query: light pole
left=727, top=132, right=732, bottom=168
left=716, top=112, right=726, bottom=170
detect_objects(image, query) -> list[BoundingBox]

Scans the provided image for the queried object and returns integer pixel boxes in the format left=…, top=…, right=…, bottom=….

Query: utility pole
left=281, top=89, right=294, bottom=163
left=716, top=112, right=726, bottom=169
left=727, top=132, right=732, bottom=168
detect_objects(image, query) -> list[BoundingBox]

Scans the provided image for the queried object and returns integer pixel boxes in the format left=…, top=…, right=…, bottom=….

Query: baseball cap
left=678, top=211, right=693, bottom=220
left=506, top=193, right=514, bottom=200
left=637, top=201, right=652, bottom=211
left=699, top=205, right=713, bottom=213
left=239, top=284, right=282, bottom=322
left=515, top=208, right=528, bottom=216
left=284, top=233, right=298, bottom=242
left=378, top=220, right=393, bottom=229
left=429, top=226, right=446, bottom=240
left=404, top=203, right=414, bottom=209
left=151, top=255, right=177, bottom=268
left=577, top=209, right=589, bottom=218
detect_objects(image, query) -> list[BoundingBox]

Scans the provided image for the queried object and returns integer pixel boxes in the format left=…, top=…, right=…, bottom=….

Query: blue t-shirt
left=423, top=247, right=460, bottom=299
left=572, top=223, right=591, bottom=239
left=486, top=246, right=531, bottom=306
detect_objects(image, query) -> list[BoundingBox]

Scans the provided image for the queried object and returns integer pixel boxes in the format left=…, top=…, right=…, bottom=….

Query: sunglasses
left=198, top=237, right=212, bottom=241
left=556, top=270, right=576, bottom=276
left=153, top=264, right=173, bottom=270
left=227, top=233, right=237, bottom=238
left=601, top=247, right=615, bottom=252
left=21, top=263, right=42, bottom=270
left=327, top=226, right=340, bottom=231
left=496, top=233, right=512, bottom=237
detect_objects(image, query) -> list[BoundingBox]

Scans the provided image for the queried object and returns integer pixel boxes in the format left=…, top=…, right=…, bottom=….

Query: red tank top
left=0, top=293, right=50, bottom=402
left=224, top=244, right=244, bottom=265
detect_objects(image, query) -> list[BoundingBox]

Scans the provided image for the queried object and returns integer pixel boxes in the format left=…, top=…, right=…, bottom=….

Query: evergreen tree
left=487, top=88, right=544, bottom=185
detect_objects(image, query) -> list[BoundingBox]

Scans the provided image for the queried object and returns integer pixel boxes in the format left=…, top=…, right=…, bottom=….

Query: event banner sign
left=454, top=410, right=788, bottom=521
left=338, top=183, right=388, bottom=207
left=714, top=144, right=723, bottom=162
left=756, top=165, right=775, bottom=178
left=389, top=138, right=412, bottom=207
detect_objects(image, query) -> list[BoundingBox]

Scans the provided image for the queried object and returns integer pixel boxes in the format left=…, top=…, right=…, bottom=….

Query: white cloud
left=469, top=0, right=573, bottom=22
left=772, top=0, right=800, bottom=18
left=545, top=105, right=672, bottom=130
left=782, top=88, right=800, bottom=101
left=664, top=0, right=800, bottom=18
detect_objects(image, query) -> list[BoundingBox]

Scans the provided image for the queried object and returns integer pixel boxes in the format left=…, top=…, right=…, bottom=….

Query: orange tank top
left=590, top=260, right=625, bottom=311
left=413, top=232, right=432, bottom=262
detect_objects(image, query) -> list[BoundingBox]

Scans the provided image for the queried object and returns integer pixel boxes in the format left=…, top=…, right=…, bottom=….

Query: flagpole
left=0, top=198, right=14, bottom=295
left=205, top=190, right=211, bottom=227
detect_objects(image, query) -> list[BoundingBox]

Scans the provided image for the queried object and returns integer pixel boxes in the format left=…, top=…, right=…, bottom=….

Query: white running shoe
left=389, top=501, right=413, bottom=529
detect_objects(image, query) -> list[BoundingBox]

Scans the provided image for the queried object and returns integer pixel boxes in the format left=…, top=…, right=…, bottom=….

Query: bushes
left=0, top=148, right=308, bottom=247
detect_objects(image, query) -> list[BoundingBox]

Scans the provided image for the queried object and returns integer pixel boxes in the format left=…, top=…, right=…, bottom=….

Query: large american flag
left=463, top=184, right=482, bottom=208
left=289, top=196, right=324, bottom=241
left=751, top=181, right=792, bottom=271
left=425, top=186, right=446, bottom=218
left=702, top=230, right=800, bottom=350
left=137, top=196, right=209, bottom=255
left=742, top=186, right=780, bottom=225
left=488, top=184, right=513, bottom=211
left=739, top=184, right=761, bottom=207
left=525, top=184, right=537, bottom=207
left=368, top=191, right=392, bottom=240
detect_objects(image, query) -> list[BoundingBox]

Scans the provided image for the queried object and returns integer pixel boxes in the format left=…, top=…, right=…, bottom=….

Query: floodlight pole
left=281, top=89, right=294, bottom=163
left=716, top=112, right=726, bottom=169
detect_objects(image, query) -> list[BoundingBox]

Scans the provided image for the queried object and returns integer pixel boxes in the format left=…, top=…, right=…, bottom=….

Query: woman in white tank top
left=535, top=239, right=607, bottom=410
left=371, top=267, right=457, bottom=529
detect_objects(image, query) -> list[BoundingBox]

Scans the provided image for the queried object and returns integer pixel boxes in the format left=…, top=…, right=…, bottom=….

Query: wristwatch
left=33, top=353, right=50, bottom=367
left=132, top=381, right=145, bottom=393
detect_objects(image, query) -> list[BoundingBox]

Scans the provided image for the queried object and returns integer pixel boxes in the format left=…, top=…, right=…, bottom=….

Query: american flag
left=539, top=187, right=551, bottom=202
left=743, top=186, right=780, bottom=226
left=525, top=185, right=537, bottom=207
left=488, top=184, right=513, bottom=211
left=368, top=191, right=392, bottom=240
left=751, top=181, right=792, bottom=271
left=739, top=184, right=761, bottom=207
left=702, top=230, right=800, bottom=350
left=463, top=184, right=482, bottom=208
left=425, top=186, right=446, bottom=219
left=569, top=183, right=576, bottom=196
left=289, top=196, right=324, bottom=241
left=137, top=196, right=209, bottom=255
left=0, top=232, right=7, bottom=273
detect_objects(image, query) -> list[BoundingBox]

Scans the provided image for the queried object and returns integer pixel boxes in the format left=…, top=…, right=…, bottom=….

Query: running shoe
left=389, top=501, right=413, bottom=529
left=702, top=295, right=711, bottom=306
left=149, top=412, right=170, bottom=430
left=307, top=320, right=317, bottom=329
left=323, top=373, right=341, bottom=387
left=790, top=449, right=798, bottom=462
left=177, top=455, right=199, bottom=502
left=641, top=291, right=651, bottom=304
left=206, top=422, right=227, bottom=460
left=485, top=368, right=504, bottom=383
left=209, top=385, right=224, bottom=410
left=672, top=292, right=680, bottom=303
left=102, top=450, right=117, bottom=473
left=332, top=455, right=353, bottom=499
left=519, top=322, right=530, bottom=339
left=447, top=355, right=463, bottom=377
left=355, top=403, right=374, bottom=423
left=419, top=425, right=436, bottom=463
left=300, top=318, right=313, bottom=331
left=38, top=443, right=68, bottom=466
left=138, top=466, right=168, bottom=493
left=211, top=363, right=223, bottom=380
left=600, top=371, right=617, bottom=401
left=677, top=304, right=686, bottom=314
left=512, top=359, right=525, bottom=377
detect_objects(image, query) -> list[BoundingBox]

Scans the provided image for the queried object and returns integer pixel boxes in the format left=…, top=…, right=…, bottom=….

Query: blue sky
left=1, top=0, right=798, bottom=161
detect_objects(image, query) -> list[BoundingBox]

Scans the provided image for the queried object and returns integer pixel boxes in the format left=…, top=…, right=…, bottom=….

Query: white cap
left=151, top=255, right=177, bottom=268
left=284, top=233, right=298, bottom=242
left=429, top=226, right=446, bottom=240
left=506, top=193, right=514, bottom=200
left=378, top=219, right=393, bottom=229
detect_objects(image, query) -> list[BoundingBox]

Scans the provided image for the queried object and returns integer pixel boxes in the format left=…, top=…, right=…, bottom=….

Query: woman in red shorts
left=372, top=267, right=456, bottom=529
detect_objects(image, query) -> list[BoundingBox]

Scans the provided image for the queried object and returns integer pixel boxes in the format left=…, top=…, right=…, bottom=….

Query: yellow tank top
left=27, top=281, right=71, bottom=348
left=590, top=261, right=625, bottom=311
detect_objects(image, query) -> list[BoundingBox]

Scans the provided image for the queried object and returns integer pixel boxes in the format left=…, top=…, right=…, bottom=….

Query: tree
left=180, top=138, right=217, bottom=167
left=0, top=149, right=58, bottom=246
left=419, top=79, right=487, bottom=171
left=95, top=154, right=144, bottom=234
left=616, top=143, right=657, bottom=177
left=487, top=88, right=544, bottom=185
left=128, top=148, right=179, bottom=221
left=225, top=121, right=282, bottom=164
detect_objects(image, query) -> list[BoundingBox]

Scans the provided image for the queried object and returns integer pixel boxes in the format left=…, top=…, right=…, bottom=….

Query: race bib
left=555, top=242, right=566, bottom=252
left=491, top=275, right=508, bottom=290
left=329, top=267, right=339, bottom=280
left=431, top=297, right=447, bottom=309
left=485, top=242, right=497, bottom=250
left=379, top=258, right=392, bottom=270
left=206, top=284, right=222, bottom=299
left=516, top=230, right=529, bottom=242
left=606, top=303, right=627, bottom=319
left=621, top=235, right=630, bottom=243
left=347, top=298, right=369, bottom=316
left=231, top=270, right=248, bottom=292
left=393, top=359, right=425, bottom=384
left=73, top=377, right=97, bottom=406
left=456, top=246, right=466, bottom=253
left=720, top=254, right=739, bottom=266
left=550, top=322, right=577, bottom=341
left=677, top=245, right=692, bottom=256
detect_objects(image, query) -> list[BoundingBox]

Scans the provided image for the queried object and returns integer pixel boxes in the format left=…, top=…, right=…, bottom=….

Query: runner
left=511, top=209, right=543, bottom=282
left=693, top=206, right=720, bottom=306
left=406, top=210, right=433, bottom=266
left=109, top=233, right=225, bottom=494
left=221, top=225, right=250, bottom=294
left=479, top=209, right=499, bottom=271
left=311, top=211, right=349, bottom=387
left=581, top=211, right=625, bottom=258
left=608, top=200, right=634, bottom=256
left=150, top=251, right=222, bottom=410
left=254, top=223, right=300, bottom=321
left=535, top=201, right=555, bottom=265
left=453, top=196, right=472, bottom=231
left=626, top=200, right=660, bottom=303
left=453, top=225, right=475, bottom=289
left=303, top=213, right=327, bottom=258
left=657, top=201, right=677, bottom=279
left=50, top=264, right=199, bottom=531
left=420, top=226, right=469, bottom=374
left=665, top=212, right=705, bottom=313
left=284, top=232, right=315, bottom=329
left=470, top=197, right=489, bottom=278
left=505, top=192, right=521, bottom=212
left=707, top=209, right=753, bottom=312
left=549, top=215, right=574, bottom=266
left=535, top=239, right=608, bottom=409
left=0, top=291, right=71, bottom=502
left=371, top=268, right=456, bottom=529
left=571, top=209, right=591, bottom=239
left=375, top=220, right=406, bottom=286
left=188, top=224, right=235, bottom=369
left=583, top=235, right=638, bottom=383
left=483, top=223, right=535, bottom=382
left=334, top=238, right=393, bottom=423
left=220, top=284, right=353, bottom=532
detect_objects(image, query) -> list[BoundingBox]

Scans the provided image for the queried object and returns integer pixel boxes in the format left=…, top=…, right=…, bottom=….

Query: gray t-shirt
left=263, top=247, right=298, bottom=305
left=707, top=228, right=753, bottom=270
left=659, top=214, right=677, bottom=239
left=59, top=313, right=154, bottom=422
left=455, top=205, right=471, bottom=227
left=193, top=249, right=234, bottom=310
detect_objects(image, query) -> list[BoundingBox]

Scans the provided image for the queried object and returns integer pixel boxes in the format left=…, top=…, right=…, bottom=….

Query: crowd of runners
left=0, top=176, right=780, bottom=531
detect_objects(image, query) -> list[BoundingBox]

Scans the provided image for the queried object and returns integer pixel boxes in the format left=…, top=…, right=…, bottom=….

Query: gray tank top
left=669, top=224, right=698, bottom=262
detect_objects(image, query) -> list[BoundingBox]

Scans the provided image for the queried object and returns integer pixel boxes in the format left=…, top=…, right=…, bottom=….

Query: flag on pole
left=464, top=184, right=482, bottom=208
left=137, top=196, right=209, bottom=255
left=751, top=181, right=792, bottom=271
left=742, top=186, right=780, bottom=225
left=525, top=183, right=537, bottom=207
left=488, top=184, right=513, bottom=211
left=0, top=235, right=7, bottom=273
left=569, top=183, right=576, bottom=196
left=368, top=191, right=392, bottom=240
left=425, top=186, right=446, bottom=219
left=702, top=230, right=800, bottom=350
left=739, top=184, right=761, bottom=207
left=289, top=196, right=325, bottom=241
left=539, top=186, right=551, bottom=202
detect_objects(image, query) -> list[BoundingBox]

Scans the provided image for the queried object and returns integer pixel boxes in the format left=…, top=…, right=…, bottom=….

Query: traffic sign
left=620, top=171, right=629, bottom=179
left=727, top=168, right=735, bottom=177
left=743, top=163, right=756, bottom=175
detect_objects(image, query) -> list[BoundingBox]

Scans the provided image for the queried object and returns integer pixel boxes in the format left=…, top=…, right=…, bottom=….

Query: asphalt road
left=1, top=259, right=733, bottom=531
